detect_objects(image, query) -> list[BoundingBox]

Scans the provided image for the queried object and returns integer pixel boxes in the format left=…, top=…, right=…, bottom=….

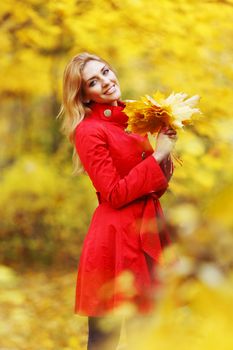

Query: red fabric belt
left=95, top=191, right=171, bottom=263
left=95, top=191, right=158, bottom=204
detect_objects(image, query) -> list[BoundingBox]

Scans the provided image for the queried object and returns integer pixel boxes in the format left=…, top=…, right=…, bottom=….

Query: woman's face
left=81, top=60, right=121, bottom=106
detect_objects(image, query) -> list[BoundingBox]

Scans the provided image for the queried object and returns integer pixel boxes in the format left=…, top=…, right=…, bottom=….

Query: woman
left=59, top=52, right=177, bottom=350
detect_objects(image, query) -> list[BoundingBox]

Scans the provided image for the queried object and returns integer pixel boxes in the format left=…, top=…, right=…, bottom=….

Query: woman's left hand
left=161, top=126, right=178, bottom=140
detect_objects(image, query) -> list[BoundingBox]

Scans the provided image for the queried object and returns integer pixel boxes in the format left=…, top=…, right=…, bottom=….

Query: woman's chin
left=108, top=91, right=121, bottom=103
left=96, top=93, right=121, bottom=105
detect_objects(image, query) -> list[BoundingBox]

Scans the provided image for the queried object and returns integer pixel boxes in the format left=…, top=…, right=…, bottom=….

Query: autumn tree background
left=0, top=0, right=233, bottom=349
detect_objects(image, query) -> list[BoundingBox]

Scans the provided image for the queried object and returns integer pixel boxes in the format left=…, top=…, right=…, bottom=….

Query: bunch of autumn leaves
left=122, top=91, right=201, bottom=165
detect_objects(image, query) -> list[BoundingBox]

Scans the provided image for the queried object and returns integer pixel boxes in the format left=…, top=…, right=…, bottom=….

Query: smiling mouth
left=104, top=85, right=116, bottom=95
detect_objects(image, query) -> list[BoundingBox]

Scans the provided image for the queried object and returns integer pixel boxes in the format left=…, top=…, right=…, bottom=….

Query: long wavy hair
left=57, top=52, right=115, bottom=176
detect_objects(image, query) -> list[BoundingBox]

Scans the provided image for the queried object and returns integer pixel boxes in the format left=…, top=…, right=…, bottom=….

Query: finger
left=165, top=130, right=176, bottom=135
left=164, top=131, right=177, bottom=137
left=167, top=127, right=176, bottom=134
left=163, top=127, right=176, bottom=133
left=160, top=125, right=170, bottom=132
left=167, top=133, right=177, bottom=139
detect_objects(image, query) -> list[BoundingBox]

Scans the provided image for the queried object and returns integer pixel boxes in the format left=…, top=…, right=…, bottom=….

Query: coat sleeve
left=75, top=123, right=168, bottom=209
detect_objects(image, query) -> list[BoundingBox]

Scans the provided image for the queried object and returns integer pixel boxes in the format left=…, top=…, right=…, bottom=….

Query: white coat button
left=104, top=109, right=112, bottom=117
left=141, top=151, right=146, bottom=159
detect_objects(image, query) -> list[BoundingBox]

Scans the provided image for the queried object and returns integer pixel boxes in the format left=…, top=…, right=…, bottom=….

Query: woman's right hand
left=152, top=126, right=177, bottom=163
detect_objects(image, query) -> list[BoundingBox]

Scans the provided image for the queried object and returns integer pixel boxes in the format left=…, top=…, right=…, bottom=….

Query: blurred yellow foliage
left=0, top=265, right=86, bottom=349
left=1, top=0, right=233, bottom=349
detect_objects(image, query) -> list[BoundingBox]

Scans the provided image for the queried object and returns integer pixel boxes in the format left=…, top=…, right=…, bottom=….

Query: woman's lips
left=104, top=85, right=116, bottom=95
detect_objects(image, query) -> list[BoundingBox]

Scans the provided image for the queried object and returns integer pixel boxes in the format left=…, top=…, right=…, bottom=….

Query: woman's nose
left=101, top=77, right=110, bottom=87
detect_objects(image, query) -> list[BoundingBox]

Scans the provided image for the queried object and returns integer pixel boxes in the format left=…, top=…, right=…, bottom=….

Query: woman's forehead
left=82, top=60, right=106, bottom=82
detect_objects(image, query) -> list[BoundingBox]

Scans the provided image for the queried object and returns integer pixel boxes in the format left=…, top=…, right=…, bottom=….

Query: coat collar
left=88, top=100, right=128, bottom=129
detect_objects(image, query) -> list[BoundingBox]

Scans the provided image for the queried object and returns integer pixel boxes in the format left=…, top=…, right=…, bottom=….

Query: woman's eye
left=89, top=80, right=97, bottom=87
left=103, top=68, right=109, bottom=75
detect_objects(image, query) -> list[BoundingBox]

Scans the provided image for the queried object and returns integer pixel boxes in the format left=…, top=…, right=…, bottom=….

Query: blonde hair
left=57, top=52, right=114, bottom=176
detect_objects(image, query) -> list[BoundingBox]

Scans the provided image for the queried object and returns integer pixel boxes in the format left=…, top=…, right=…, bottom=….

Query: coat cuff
left=143, top=155, right=168, bottom=190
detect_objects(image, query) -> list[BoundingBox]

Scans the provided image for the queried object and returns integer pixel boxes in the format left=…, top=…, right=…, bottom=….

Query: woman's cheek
left=90, top=82, right=99, bottom=93
left=91, top=90, right=100, bottom=98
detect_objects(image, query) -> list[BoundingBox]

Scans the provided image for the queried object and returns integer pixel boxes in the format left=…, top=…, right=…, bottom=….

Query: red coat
left=74, top=100, right=173, bottom=316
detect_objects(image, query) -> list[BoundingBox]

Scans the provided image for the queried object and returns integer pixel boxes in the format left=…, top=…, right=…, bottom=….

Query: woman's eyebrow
left=85, top=65, right=106, bottom=83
